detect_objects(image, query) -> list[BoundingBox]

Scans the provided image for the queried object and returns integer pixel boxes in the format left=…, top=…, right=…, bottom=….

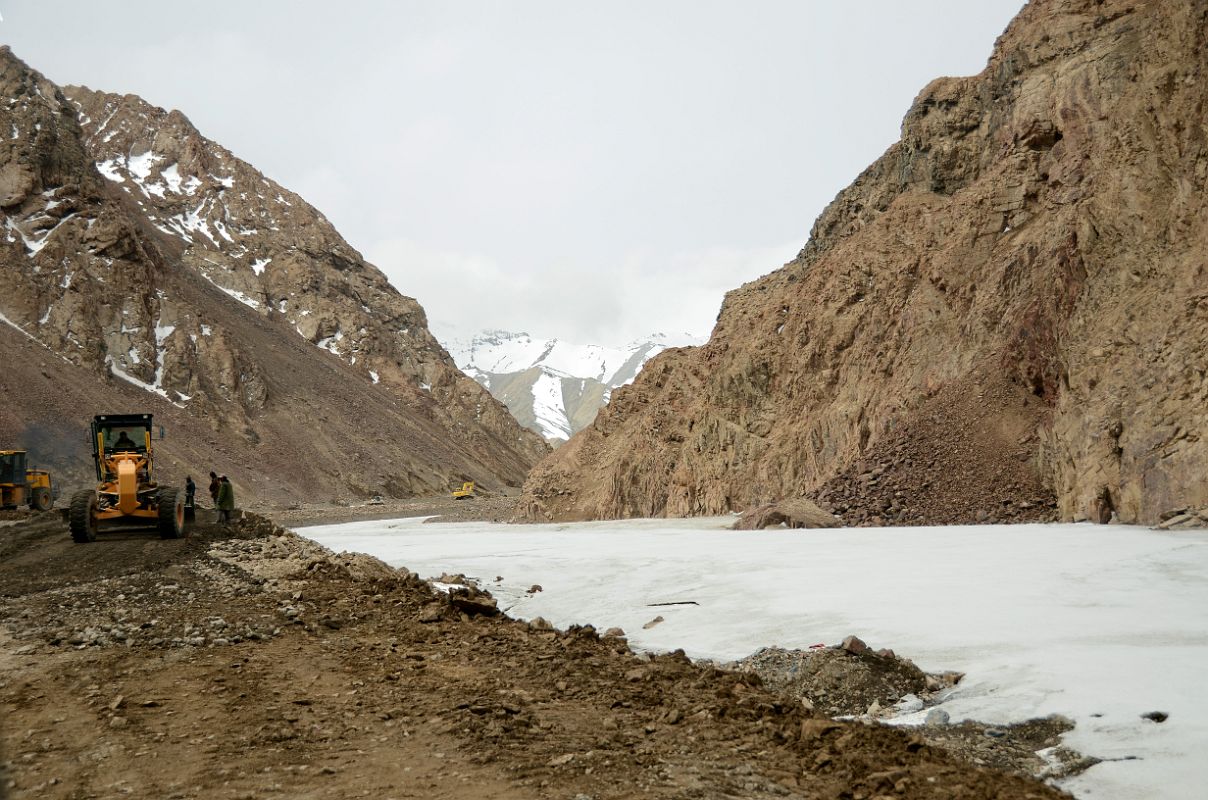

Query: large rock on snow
left=731, top=498, right=840, bottom=530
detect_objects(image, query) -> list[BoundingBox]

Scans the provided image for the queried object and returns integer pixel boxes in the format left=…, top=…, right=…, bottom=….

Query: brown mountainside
left=0, top=47, right=547, bottom=503
left=519, top=0, right=1208, bottom=525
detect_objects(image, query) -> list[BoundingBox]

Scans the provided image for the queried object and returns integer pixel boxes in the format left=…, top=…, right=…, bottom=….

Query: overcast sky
left=2, top=1, right=1024, bottom=345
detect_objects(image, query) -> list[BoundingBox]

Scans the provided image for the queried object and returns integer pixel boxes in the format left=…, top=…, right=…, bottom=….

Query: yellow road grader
left=68, top=413, right=184, bottom=543
left=0, top=450, right=56, bottom=511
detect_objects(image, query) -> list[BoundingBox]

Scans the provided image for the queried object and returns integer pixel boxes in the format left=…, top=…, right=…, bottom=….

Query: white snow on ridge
left=6, top=213, right=78, bottom=257
left=127, top=151, right=159, bottom=181
left=95, top=158, right=125, bottom=182
left=95, top=153, right=208, bottom=208
left=316, top=330, right=345, bottom=355
left=530, top=371, right=572, bottom=440
left=300, top=518, right=1208, bottom=800
left=162, top=163, right=183, bottom=193
left=105, top=354, right=183, bottom=407
left=442, top=328, right=705, bottom=440
left=176, top=200, right=219, bottom=246
left=199, top=273, right=261, bottom=310
left=445, top=329, right=704, bottom=388
left=0, top=310, right=35, bottom=340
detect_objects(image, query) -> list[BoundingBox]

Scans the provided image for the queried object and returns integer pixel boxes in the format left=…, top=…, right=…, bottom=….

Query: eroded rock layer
left=519, top=0, right=1208, bottom=524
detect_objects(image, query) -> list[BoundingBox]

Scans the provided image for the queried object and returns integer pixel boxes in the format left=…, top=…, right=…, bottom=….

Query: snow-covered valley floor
left=298, top=517, right=1208, bottom=799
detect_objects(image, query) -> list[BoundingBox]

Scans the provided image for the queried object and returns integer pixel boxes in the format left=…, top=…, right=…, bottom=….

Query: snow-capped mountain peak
left=442, top=330, right=704, bottom=442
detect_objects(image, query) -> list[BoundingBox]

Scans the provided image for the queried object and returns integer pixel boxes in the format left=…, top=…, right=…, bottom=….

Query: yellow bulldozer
left=0, top=450, right=56, bottom=511
left=68, top=413, right=184, bottom=543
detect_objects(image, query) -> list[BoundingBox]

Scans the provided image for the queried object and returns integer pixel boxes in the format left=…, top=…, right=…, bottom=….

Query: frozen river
left=299, top=516, right=1208, bottom=800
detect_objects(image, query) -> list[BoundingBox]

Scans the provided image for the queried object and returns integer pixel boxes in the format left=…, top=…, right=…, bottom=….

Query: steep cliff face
left=518, top=0, right=1208, bottom=525
left=0, top=48, right=547, bottom=503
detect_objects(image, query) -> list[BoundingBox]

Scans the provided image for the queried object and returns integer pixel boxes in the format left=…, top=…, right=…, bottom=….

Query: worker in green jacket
left=216, top=475, right=235, bottom=524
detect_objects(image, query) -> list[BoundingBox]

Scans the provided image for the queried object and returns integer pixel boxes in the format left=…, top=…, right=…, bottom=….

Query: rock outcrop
left=0, top=47, right=547, bottom=504
left=518, top=0, right=1208, bottom=525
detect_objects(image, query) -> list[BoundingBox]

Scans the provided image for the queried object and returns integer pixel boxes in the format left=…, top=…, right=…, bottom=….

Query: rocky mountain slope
left=518, top=0, right=1208, bottom=525
left=445, top=330, right=703, bottom=442
left=0, top=47, right=547, bottom=504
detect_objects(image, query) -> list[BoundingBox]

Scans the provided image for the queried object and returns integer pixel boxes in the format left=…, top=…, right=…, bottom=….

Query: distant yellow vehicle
left=452, top=481, right=476, bottom=500
left=0, top=450, right=56, bottom=511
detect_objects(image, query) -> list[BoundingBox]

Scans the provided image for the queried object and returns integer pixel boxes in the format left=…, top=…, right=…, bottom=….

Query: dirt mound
left=735, top=639, right=948, bottom=717
left=735, top=640, right=1094, bottom=782
left=0, top=513, right=1071, bottom=799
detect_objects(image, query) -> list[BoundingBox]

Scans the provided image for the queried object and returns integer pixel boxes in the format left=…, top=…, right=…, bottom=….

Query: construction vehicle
left=452, top=481, right=476, bottom=500
left=68, top=413, right=184, bottom=543
left=0, top=450, right=57, bottom=511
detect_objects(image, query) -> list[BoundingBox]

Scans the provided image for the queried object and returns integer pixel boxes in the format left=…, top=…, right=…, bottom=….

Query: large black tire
left=29, top=487, right=52, bottom=512
left=158, top=487, right=184, bottom=539
left=69, top=490, right=98, bottom=543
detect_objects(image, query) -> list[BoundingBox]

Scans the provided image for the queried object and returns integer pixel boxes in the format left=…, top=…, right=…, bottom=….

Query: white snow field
left=298, top=518, right=1208, bottom=799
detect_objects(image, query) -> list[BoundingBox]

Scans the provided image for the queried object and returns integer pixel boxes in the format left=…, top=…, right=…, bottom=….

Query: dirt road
left=0, top=511, right=1069, bottom=799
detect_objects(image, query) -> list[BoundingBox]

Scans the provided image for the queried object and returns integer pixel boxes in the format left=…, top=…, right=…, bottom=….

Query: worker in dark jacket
left=208, top=472, right=220, bottom=507
left=185, top=476, right=196, bottom=509
left=216, top=476, right=235, bottom=524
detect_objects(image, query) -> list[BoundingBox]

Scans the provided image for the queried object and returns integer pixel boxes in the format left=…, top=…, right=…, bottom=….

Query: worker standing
left=216, top=475, right=235, bottom=524
left=208, top=471, right=219, bottom=507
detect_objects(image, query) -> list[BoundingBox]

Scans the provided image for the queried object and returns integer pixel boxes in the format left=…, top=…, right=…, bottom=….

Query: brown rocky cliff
left=518, top=0, right=1208, bottom=525
left=0, top=47, right=547, bottom=502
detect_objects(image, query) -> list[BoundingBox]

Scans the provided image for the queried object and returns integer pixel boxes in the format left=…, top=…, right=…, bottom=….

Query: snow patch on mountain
left=443, top=330, right=704, bottom=443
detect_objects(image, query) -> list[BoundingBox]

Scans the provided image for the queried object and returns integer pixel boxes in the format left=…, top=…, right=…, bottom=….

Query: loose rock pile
left=1156, top=507, right=1208, bottom=531
left=734, top=636, right=961, bottom=718
left=731, top=498, right=842, bottom=530
left=733, top=636, right=1095, bottom=781
left=817, top=373, right=1058, bottom=527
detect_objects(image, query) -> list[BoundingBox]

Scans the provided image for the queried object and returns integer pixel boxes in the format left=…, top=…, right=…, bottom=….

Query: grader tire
left=158, top=487, right=184, bottom=539
left=29, top=487, right=52, bottom=512
left=69, top=490, right=98, bottom=543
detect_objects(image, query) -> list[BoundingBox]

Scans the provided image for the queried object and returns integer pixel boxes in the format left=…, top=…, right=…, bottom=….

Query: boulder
left=1156, top=508, right=1208, bottom=531
left=732, top=498, right=841, bottom=530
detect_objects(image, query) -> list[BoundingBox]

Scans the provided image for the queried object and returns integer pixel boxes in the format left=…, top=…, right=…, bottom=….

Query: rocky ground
left=0, top=509, right=1077, bottom=800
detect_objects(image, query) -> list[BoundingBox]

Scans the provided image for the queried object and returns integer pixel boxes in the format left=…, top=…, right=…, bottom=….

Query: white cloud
left=369, top=237, right=797, bottom=346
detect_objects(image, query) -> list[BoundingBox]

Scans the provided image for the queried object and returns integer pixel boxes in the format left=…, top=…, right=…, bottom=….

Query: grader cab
left=68, top=413, right=184, bottom=543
